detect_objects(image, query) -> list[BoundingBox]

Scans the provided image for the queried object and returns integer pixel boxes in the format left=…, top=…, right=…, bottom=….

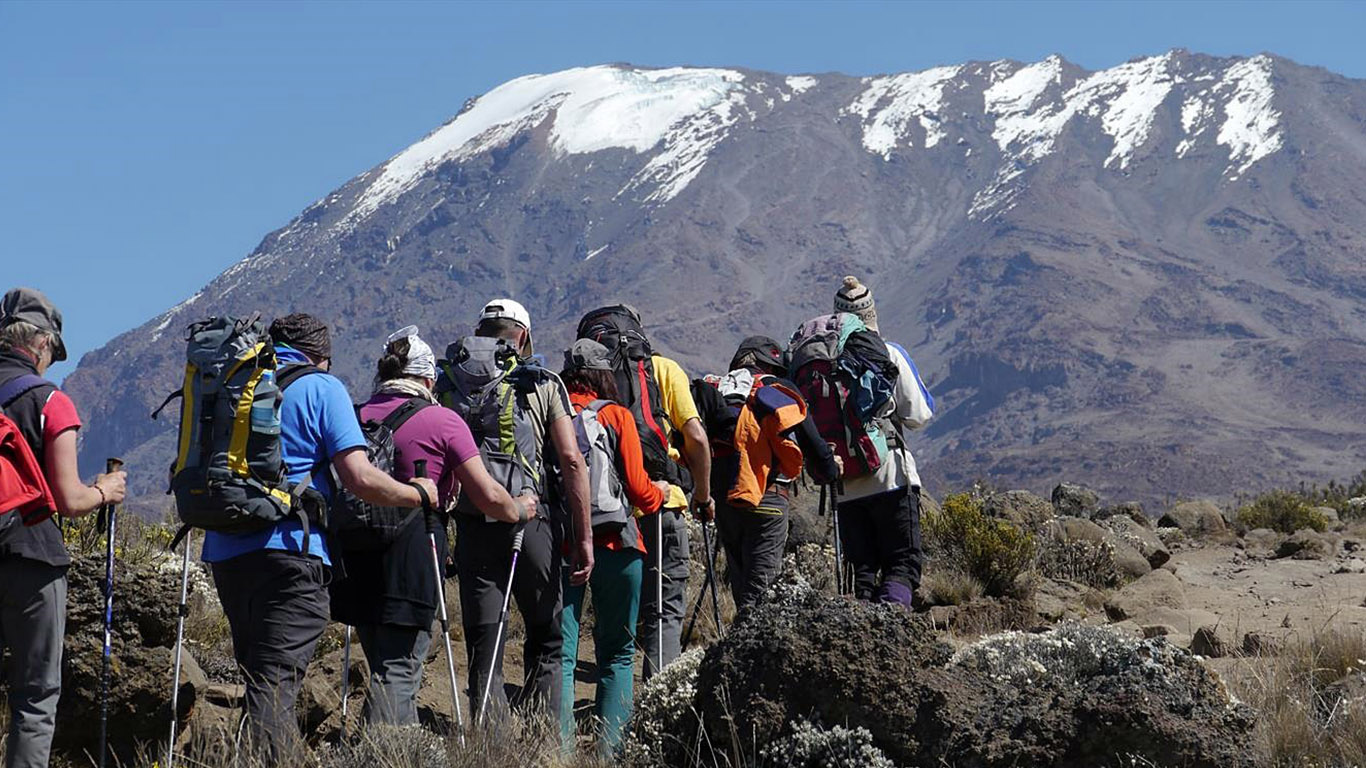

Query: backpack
left=329, top=397, right=433, bottom=550
left=156, top=315, right=324, bottom=546
left=435, top=336, right=545, bottom=518
left=572, top=400, right=632, bottom=535
left=576, top=306, right=692, bottom=492
left=787, top=313, right=899, bottom=479
left=694, top=368, right=765, bottom=455
left=0, top=374, right=57, bottom=526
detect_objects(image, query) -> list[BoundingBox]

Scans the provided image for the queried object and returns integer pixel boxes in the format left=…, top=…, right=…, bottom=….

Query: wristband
left=93, top=484, right=107, bottom=507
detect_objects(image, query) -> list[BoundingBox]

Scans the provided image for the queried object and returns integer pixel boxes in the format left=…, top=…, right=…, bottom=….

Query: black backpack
left=576, top=305, right=692, bottom=493
left=329, top=397, right=433, bottom=550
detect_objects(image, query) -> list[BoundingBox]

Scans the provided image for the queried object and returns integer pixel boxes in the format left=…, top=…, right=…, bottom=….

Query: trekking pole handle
left=105, top=457, right=124, bottom=475
left=511, top=528, right=525, bottom=554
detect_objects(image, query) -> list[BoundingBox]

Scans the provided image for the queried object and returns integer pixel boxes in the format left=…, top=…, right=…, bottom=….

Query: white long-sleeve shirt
left=840, top=339, right=934, bottom=501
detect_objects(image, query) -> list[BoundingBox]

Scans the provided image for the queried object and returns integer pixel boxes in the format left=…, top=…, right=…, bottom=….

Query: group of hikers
left=0, top=275, right=933, bottom=766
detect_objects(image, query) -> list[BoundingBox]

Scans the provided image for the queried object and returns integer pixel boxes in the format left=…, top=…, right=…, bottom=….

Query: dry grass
left=921, top=565, right=985, bottom=606
left=1230, top=626, right=1366, bottom=767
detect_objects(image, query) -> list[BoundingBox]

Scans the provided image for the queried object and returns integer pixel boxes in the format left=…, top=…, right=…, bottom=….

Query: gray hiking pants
left=212, top=550, right=330, bottom=759
left=355, top=622, right=433, bottom=726
left=0, top=559, right=65, bottom=768
left=715, top=487, right=789, bottom=614
left=639, top=507, right=689, bottom=680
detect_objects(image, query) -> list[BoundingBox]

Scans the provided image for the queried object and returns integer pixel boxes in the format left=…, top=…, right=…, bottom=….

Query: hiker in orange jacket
left=693, top=336, right=839, bottom=612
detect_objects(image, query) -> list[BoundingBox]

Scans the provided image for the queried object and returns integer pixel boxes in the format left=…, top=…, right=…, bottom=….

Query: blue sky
left=2, top=0, right=1363, bottom=380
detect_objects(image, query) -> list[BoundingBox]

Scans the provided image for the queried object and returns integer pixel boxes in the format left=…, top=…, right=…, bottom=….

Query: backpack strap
left=0, top=374, right=52, bottom=409
left=277, top=364, right=324, bottom=391
left=380, top=397, right=434, bottom=434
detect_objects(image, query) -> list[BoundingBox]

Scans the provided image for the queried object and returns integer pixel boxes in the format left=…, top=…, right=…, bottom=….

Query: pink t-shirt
left=358, top=393, right=479, bottom=509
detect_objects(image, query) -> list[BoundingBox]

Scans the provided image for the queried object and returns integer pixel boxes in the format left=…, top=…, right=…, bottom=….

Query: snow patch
left=351, top=66, right=746, bottom=219
left=149, top=290, right=204, bottom=342
left=845, top=66, right=962, bottom=158
left=1216, top=55, right=1283, bottom=178
left=585, top=245, right=608, bottom=260
left=983, top=56, right=1065, bottom=160
left=785, top=75, right=818, bottom=95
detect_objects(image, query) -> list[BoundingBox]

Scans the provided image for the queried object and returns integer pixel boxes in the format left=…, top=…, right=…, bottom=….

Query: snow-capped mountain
left=65, top=50, right=1366, bottom=506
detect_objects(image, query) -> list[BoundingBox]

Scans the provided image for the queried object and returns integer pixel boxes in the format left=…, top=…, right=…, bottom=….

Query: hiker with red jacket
left=692, top=336, right=840, bottom=612
left=830, top=277, right=934, bottom=608
left=557, top=338, right=668, bottom=754
left=0, top=287, right=127, bottom=768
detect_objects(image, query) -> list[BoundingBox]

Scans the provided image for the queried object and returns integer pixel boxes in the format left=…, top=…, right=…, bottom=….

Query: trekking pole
left=681, top=512, right=723, bottom=649
left=98, top=457, right=122, bottom=768
left=830, top=485, right=845, bottom=596
left=699, top=515, right=723, bottom=633
left=166, top=528, right=192, bottom=768
left=654, top=510, right=664, bottom=675
left=478, top=524, right=525, bottom=724
left=339, top=626, right=351, bottom=741
left=415, top=460, right=465, bottom=745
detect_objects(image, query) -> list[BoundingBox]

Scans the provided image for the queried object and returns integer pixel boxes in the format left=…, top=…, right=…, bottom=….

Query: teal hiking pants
left=561, top=546, right=643, bottom=754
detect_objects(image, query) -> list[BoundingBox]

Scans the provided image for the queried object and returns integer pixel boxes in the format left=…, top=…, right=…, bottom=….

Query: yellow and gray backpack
left=154, top=315, right=323, bottom=546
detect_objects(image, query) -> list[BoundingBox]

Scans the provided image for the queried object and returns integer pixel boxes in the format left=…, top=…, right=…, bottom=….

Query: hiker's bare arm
left=680, top=417, right=713, bottom=507
left=332, top=447, right=434, bottom=508
left=452, top=456, right=533, bottom=524
left=45, top=429, right=126, bottom=516
left=549, top=413, right=594, bottom=584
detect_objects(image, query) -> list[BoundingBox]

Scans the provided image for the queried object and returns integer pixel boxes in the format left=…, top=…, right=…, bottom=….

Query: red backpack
left=0, top=374, right=57, bottom=525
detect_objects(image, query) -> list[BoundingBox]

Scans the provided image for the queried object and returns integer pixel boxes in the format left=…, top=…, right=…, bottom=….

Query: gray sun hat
left=1, top=287, right=67, bottom=362
left=563, top=338, right=614, bottom=372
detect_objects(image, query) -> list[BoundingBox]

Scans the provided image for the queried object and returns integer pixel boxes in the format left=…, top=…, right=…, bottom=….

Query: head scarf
left=269, top=313, right=331, bottom=361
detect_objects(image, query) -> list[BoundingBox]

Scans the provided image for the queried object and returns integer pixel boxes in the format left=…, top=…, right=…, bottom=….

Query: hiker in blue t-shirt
left=201, top=313, right=437, bottom=758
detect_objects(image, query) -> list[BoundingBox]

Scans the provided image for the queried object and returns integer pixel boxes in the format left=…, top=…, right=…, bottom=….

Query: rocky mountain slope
left=62, top=50, right=1366, bottom=507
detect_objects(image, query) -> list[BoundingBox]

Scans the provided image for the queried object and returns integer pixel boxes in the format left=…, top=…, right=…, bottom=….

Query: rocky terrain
left=13, top=479, right=1366, bottom=767
left=58, top=51, right=1366, bottom=509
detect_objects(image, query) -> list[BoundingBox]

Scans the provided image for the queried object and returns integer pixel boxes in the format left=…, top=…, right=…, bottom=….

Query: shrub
left=759, top=719, right=895, bottom=768
left=1236, top=490, right=1329, bottom=534
left=1036, top=536, right=1121, bottom=589
left=924, top=493, right=1036, bottom=598
left=921, top=565, right=985, bottom=606
left=624, top=647, right=706, bottom=766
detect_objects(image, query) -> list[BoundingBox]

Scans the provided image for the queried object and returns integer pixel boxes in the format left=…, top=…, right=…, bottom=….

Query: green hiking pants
left=561, top=546, right=643, bottom=754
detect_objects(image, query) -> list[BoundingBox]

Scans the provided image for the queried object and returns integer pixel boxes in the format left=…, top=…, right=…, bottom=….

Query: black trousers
left=212, top=550, right=330, bottom=758
left=837, top=486, right=923, bottom=605
left=715, top=487, right=789, bottom=614
left=455, top=515, right=563, bottom=720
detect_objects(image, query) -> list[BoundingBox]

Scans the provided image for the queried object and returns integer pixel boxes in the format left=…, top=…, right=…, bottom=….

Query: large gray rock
left=1105, top=515, right=1171, bottom=568
left=984, top=490, right=1054, bottom=531
left=686, top=582, right=1256, bottom=768
left=1314, top=506, right=1343, bottom=531
left=1160, top=501, right=1228, bottom=537
left=1243, top=527, right=1283, bottom=556
left=1052, top=483, right=1101, bottom=518
left=1105, top=569, right=1186, bottom=621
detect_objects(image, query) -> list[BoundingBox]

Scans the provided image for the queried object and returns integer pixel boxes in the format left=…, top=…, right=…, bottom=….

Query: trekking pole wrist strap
left=408, top=481, right=432, bottom=511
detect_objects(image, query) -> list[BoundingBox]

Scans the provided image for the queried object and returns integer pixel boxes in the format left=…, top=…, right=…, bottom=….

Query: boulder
left=1190, top=625, right=1234, bottom=658
left=1095, top=501, right=1150, bottom=527
left=1047, top=516, right=1148, bottom=580
left=1160, top=500, right=1228, bottom=537
left=1314, top=506, right=1343, bottom=531
left=1337, top=558, right=1366, bottom=575
left=1242, top=631, right=1284, bottom=657
left=1275, top=529, right=1337, bottom=560
left=685, top=579, right=1255, bottom=768
left=1104, top=515, right=1171, bottom=568
left=1109, top=538, right=1154, bottom=580
left=1348, top=497, right=1366, bottom=519
left=983, top=490, right=1054, bottom=531
left=1052, top=483, right=1101, bottom=518
left=1104, top=569, right=1186, bottom=621
left=1243, top=527, right=1283, bottom=556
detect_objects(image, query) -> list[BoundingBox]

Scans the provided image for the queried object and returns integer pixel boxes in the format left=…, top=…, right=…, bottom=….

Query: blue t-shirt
left=202, top=346, right=365, bottom=565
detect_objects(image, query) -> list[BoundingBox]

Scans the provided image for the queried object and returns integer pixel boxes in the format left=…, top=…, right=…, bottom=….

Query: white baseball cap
left=478, top=298, right=532, bottom=331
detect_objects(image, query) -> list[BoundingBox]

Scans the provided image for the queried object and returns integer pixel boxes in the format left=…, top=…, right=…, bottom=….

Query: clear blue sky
left=3, top=0, right=1363, bottom=380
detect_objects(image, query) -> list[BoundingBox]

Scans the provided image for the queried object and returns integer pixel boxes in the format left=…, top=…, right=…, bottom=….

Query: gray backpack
left=573, top=400, right=632, bottom=535
left=435, top=336, right=545, bottom=518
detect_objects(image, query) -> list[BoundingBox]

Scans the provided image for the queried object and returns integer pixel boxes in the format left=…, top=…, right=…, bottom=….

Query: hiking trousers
left=212, top=550, right=330, bottom=759
left=354, top=622, right=433, bottom=726
left=0, top=558, right=65, bottom=768
left=837, top=486, right=923, bottom=608
left=715, top=487, right=789, bottom=614
left=456, top=516, right=563, bottom=721
left=638, top=507, right=689, bottom=680
left=560, top=546, right=643, bottom=754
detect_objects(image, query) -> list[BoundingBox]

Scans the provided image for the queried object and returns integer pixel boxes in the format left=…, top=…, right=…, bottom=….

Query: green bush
left=1236, top=490, right=1329, bottom=534
left=925, top=493, right=1036, bottom=598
